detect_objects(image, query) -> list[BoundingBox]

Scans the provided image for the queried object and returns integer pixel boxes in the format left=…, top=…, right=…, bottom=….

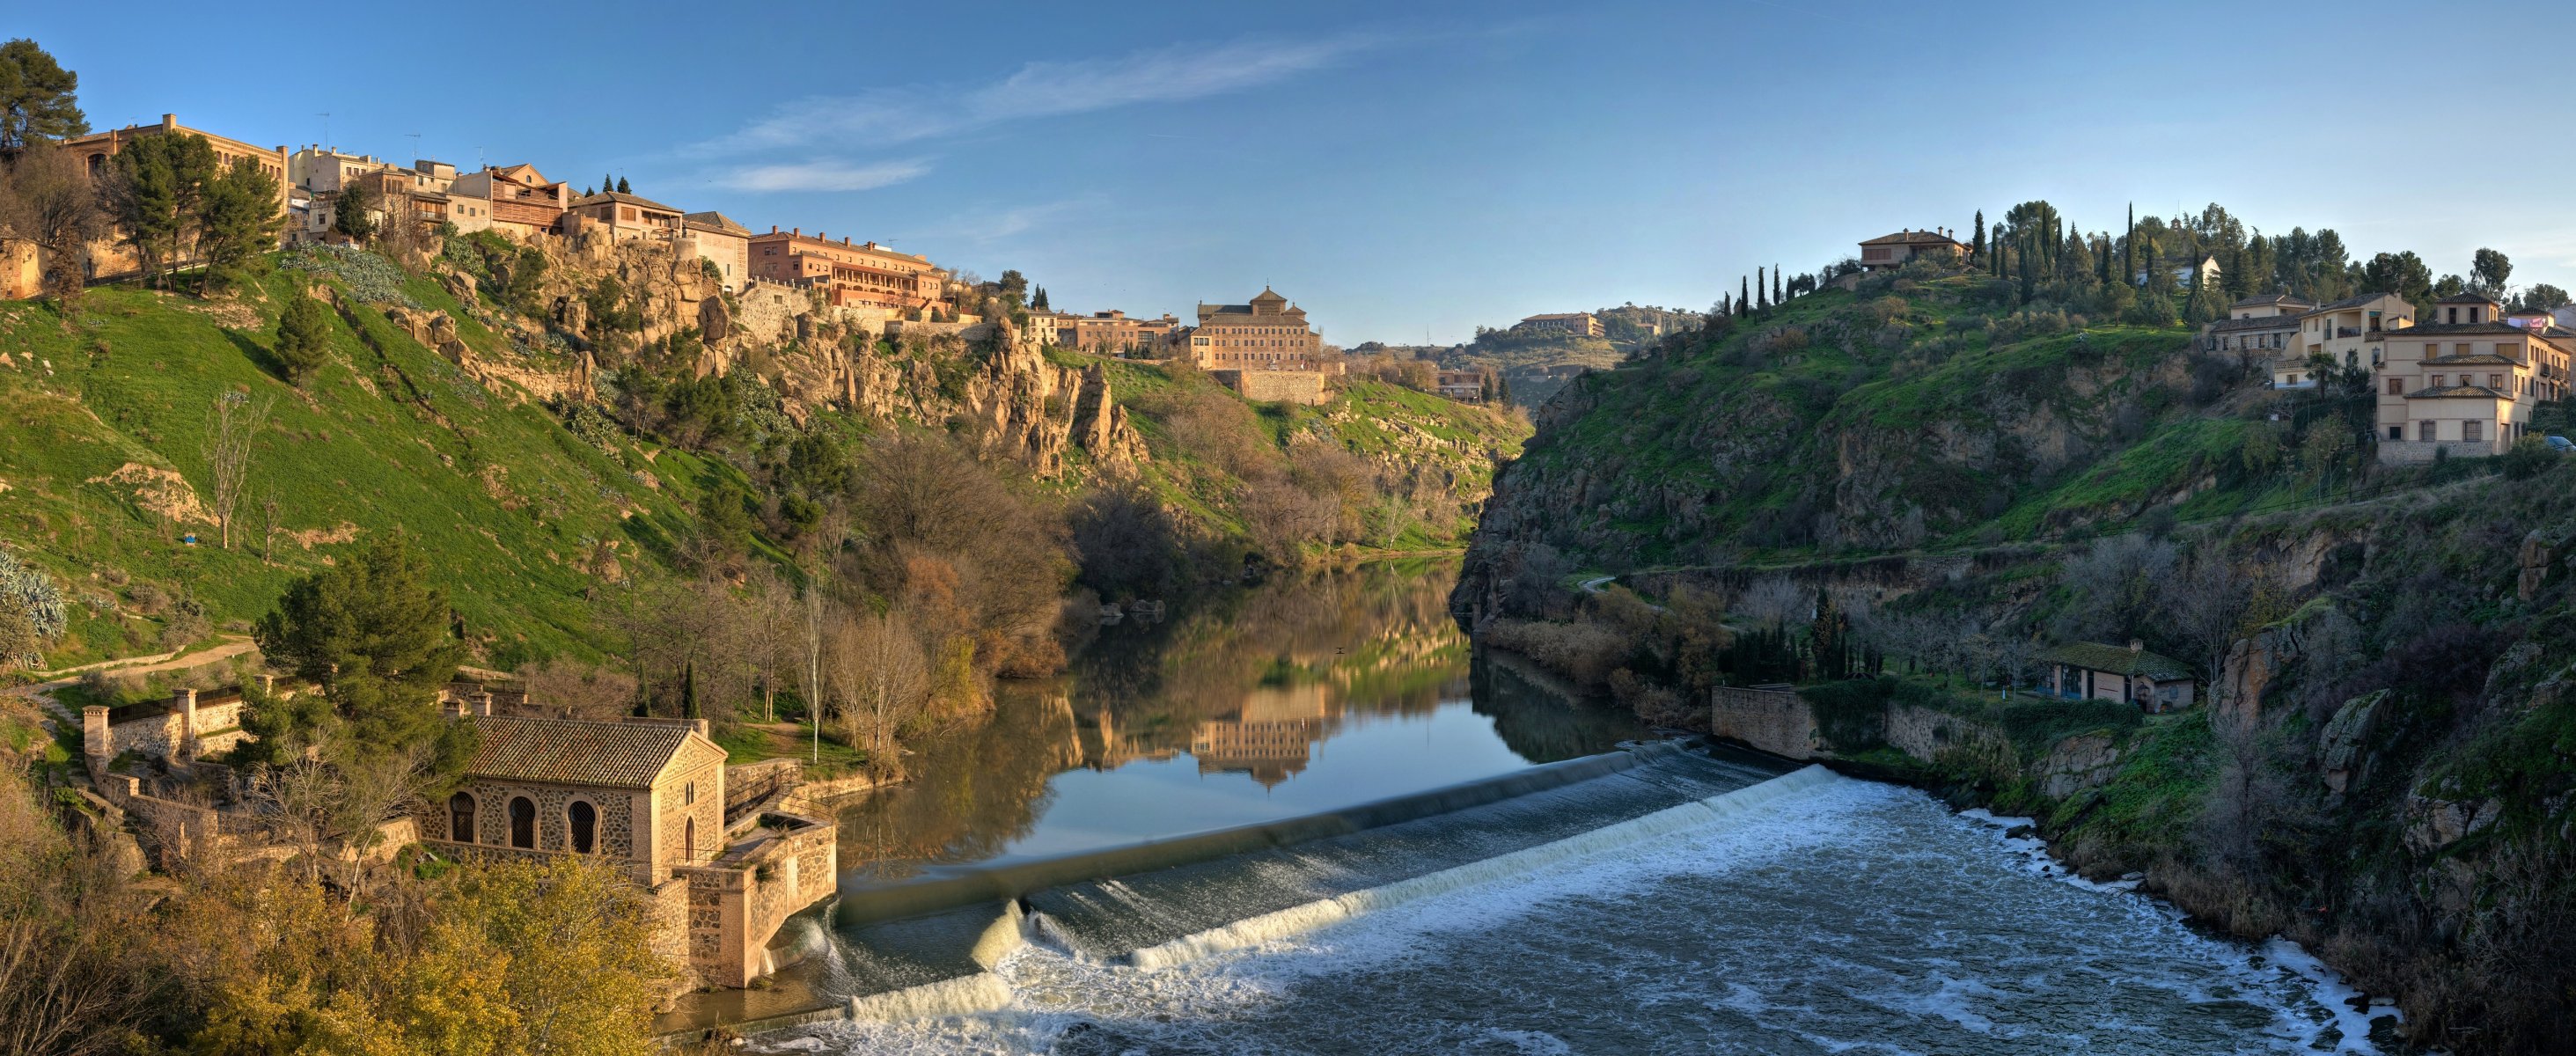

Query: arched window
left=683, top=817, right=696, bottom=862
left=568, top=801, right=597, bottom=854
left=448, top=792, right=476, bottom=843
left=509, top=796, right=536, bottom=849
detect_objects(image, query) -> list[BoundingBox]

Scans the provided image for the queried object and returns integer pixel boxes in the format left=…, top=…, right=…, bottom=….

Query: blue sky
left=24, top=1, right=2576, bottom=343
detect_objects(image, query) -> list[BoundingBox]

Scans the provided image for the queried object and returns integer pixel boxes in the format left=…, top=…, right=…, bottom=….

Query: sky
left=22, top=0, right=2576, bottom=344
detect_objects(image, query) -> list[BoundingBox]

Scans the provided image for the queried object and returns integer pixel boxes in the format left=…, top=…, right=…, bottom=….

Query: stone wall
left=1707, top=686, right=1825, bottom=759
left=1214, top=369, right=1331, bottom=405
left=677, top=812, right=838, bottom=987
left=440, top=781, right=641, bottom=861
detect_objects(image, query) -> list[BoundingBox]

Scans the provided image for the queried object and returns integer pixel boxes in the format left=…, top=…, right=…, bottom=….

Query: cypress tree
left=615, top=175, right=631, bottom=194
left=1772, top=267, right=1783, bottom=304
left=603, top=172, right=614, bottom=196
left=1756, top=268, right=1768, bottom=311
left=1972, top=210, right=1985, bottom=262
left=682, top=660, right=700, bottom=719
left=2124, top=204, right=2136, bottom=287
left=1742, top=276, right=1751, bottom=313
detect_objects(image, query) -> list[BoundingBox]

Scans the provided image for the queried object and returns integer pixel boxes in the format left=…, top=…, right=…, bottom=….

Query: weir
left=655, top=739, right=1806, bottom=1038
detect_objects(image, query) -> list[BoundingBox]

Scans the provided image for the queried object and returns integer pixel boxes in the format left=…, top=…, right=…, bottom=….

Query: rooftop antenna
left=315, top=113, right=330, bottom=147
left=406, top=132, right=422, bottom=161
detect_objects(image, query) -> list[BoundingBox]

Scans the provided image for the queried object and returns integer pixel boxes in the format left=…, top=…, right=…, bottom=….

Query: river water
left=730, top=564, right=2391, bottom=1054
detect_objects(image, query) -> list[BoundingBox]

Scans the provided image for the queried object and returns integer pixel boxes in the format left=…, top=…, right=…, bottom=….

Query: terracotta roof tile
left=466, top=716, right=694, bottom=789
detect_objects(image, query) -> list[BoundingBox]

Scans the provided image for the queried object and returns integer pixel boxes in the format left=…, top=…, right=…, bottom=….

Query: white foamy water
left=767, top=773, right=2392, bottom=1055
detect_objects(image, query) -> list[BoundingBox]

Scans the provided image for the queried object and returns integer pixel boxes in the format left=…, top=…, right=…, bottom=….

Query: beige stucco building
left=2372, top=292, right=2574, bottom=463
left=679, top=211, right=752, bottom=291
left=2295, top=291, right=2417, bottom=373
left=1058, top=309, right=1178, bottom=355
left=448, top=163, right=569, bottom=240
left=2038, top=641, right=2195, bottom=714
left=2199, top=293, right=2317, bottom=385
left=1189, top=288, right=1332, bottom=370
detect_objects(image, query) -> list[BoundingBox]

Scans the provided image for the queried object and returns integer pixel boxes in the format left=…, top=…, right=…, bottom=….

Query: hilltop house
left=9, top=114, right=291, bottom=292
left=747, top=226, right=949, bottom=316
left=1857, top=229, right=1967, bottom=271
left=2371, top=291, right=2576, bottom=464
left=2139, top=253, right=2222, bottom=290
left=447, top=164, right=569, bottom=240
left=1437, top=370, right=1486, bottom=400
left=2038, top=641, right=2195, bottom=713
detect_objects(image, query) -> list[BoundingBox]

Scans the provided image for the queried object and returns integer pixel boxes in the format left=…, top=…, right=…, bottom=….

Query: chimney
left=161, top=114, right=178, bottom=130
left=770, top=225, right=779, bottom=233
left=2128, top=639, right=2144, bottom=653
left=792, top=226, right=799, bottom=236
left=689, top=718, right=710, bottom=740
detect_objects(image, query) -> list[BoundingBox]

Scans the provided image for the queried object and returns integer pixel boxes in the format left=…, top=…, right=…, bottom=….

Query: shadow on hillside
left=221, top=330, right=296, bottom=387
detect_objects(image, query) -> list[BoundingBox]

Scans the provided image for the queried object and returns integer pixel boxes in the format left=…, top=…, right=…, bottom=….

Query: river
left=706, top=563, right=2393, bottom=1054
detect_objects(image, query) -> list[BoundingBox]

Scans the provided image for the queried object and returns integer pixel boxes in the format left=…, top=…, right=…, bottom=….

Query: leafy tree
left=275, top=289, right=333, bottom=384
left=331, top=179, right=378, bottom=244
left=0, top=39, right=85, bottom=158
left=253, top=536, right=474, bottom=775
left=103, top=131, right=217, bottom=287
left=2433, top=274, right=2466, bottom=300
left=194, top=156, right=282, bottom=293
left=2471, top=247, right=2513, bottom=297
left=504, top=245, right=548, bottom=312
left=2359, top=250, right=2433, bottom=310
left=2518, top=282, right=2569, bottom=311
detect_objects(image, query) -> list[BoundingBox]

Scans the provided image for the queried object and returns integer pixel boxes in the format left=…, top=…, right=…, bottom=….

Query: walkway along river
left=662, top=562, right=2395, bottom=1054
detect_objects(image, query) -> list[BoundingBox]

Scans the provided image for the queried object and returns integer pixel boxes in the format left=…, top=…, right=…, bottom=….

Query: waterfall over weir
left=657, top=740, right=1800, bottom=1038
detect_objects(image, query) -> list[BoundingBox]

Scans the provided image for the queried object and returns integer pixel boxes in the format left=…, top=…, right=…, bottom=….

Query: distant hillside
left=0, top=242, right=1525, bottom=672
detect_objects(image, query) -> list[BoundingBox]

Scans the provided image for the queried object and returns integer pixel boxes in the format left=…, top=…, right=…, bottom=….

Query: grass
left=0, top=264, right=709, bottom=669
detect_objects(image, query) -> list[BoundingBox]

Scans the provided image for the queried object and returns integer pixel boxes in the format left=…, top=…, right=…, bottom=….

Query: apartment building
left=746, top=227, right=946, bottom=314
left=2198, top=293, right=2317, bottom=385
left=1057, top=309, right=1177, bottom=355
left=2295, top=291, right=2417, bottom=372
left=447, top=164, right=569, bottom=240
left=2372, top=293, right=2574, bottom=464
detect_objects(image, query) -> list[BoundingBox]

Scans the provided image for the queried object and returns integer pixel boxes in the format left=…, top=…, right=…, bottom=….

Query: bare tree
left=200, top=390, right=274, bottom=550
left=514, top=657, right=639, bottom=721
left=744, top=567, right=799, bottom=722
left=2162, top=553, right=2276, bottom=687
left=826, top=609, right=929, bottom=778
left=0, top=141, right=107, bottom=315
left=1736, top=575, right=1807, bottom=630
left=248, top=751, right=344, bottom=884
left=258, top=488, right=283, bottom=563
left=327, top=742, right=432, bottom=895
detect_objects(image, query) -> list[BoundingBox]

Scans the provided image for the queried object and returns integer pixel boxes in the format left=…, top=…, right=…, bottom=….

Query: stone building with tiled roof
left=2201, top=293, right=2316, bottom=382
left=1857, top=228, right=1967, bottom=271
left=679, top=210, right=753, bottom=291
left=2038, top=640, right=2195, bottom=713
left=422, top=713, right=839, bottom=988
left=2370, top=291, right=2574, bottom=463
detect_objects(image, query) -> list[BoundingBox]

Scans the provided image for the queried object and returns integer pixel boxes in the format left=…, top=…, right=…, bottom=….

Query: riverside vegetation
left=1455, top=202, right=2576, bottom=1054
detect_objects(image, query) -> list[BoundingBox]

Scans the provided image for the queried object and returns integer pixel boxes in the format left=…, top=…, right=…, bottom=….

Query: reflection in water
left=831, top=561, right=1645, bottom=884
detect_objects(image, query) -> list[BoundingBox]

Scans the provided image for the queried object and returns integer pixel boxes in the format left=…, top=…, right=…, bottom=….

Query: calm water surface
left=830, top=561, right=1645, bottom=881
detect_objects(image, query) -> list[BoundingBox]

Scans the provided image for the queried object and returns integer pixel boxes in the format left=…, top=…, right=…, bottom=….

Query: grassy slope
left=0, top=266, right=714, bottom=668
left=2, top=255, right=1528, bottom=671
left=1512, top=274, right=2282, bottom=568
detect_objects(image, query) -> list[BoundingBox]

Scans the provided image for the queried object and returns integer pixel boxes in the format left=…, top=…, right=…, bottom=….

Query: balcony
left=2336, top=326, right=2363, bottom=339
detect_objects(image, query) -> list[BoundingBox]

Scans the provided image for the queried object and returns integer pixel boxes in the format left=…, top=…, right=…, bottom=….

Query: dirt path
left=9, top=636, right=261, bottom=706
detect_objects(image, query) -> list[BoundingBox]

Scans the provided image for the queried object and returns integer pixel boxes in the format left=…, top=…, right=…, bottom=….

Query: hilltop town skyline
left=26, top=0, right=2576, bottom=343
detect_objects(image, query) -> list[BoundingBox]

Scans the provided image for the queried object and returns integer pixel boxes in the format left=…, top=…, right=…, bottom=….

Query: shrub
left=1485, top=618, right=1629, bottom=688
left=2502, top=436, right=2557, bottom=480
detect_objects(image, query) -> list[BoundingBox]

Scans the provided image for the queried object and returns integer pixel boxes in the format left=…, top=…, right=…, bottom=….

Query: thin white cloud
left=721, top=158, right=932, bottom=193
left=692, top=33, right=1384, bottom=156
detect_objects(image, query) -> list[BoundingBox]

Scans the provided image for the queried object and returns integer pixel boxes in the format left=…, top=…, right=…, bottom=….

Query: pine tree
left=331, top=180, right=377, bottom=244
left=603, top=172, right=614, bottom=196
left=275, top=290, right=333, bottom=385
left=1496, top=372, right=1512, bottom=404
left=615, top=176, right=631, bottom=194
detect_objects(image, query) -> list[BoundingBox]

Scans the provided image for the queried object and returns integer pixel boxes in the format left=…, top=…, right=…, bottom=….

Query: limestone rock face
left=2216, top=629, right=2290, bottom=726
left=2318, top=689, right=2389, bottom=799
left=2404, top=788, right=2499, bottom=856
left=2517, top=528, right=2564, bottom=601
